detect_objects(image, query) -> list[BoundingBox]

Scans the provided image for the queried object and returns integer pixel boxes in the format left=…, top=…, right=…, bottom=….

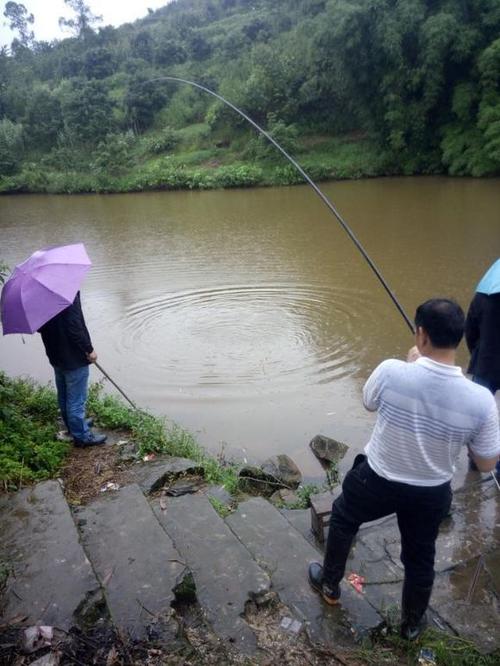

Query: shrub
left=145, top=127, right=179, bottom=154
left=0, top=373, right=65, bottom=490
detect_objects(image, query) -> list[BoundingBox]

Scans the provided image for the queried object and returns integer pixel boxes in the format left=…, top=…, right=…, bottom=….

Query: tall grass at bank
left=87, top=383, right=240, bottom=492
left=0, top=372, right=238, bottom=494
left=0, top=136, right=392, bottom=195
left=0, top=372, right=67, bottom=490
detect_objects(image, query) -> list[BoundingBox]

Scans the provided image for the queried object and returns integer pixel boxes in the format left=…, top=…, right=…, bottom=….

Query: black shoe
left=400, top=615, right=427, bottom=641
left=74, top=432, right=107, bottom=448
left=308, top=562, right=340, bottom=606
left=400, top=581, right=432, bottom=641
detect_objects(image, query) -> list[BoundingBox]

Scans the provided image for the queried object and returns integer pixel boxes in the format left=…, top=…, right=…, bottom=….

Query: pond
left=1, top=176, right=499, bottom=484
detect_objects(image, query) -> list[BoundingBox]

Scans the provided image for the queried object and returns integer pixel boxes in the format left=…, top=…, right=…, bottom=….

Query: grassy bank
left=0, top=132, right=396, bottom=195
left=0, top=371, right=238, bottom=493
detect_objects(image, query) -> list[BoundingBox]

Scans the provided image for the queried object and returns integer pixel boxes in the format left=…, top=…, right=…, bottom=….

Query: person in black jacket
left=39, top=291, right=107, bottom=447
left=465, top=291, right=500, bottom=477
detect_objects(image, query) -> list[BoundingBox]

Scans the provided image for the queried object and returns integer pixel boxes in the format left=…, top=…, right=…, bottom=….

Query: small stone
left=118, top=442, right=138, bottom=463
left=309, top=435, right=348, bottom=464
left=252, top=590, right=278, bottom=607
left=270, top=488, right=300, bottom=507
left=166, top=478, right=203, bottom=496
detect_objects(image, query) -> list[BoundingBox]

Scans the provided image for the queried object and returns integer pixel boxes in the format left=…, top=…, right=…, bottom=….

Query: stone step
left=152, top=493, right=270, bottom=654
left=75, top=483, right=186, bottom=641
left=226, top=497, right=382, bottom=647
left=0, top=480, right=101, bottom=630
left=132, top=456, right=203, bottom=495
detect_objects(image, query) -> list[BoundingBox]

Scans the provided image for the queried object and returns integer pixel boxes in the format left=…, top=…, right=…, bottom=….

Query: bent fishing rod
left=141, top=75, right=416, bottom=335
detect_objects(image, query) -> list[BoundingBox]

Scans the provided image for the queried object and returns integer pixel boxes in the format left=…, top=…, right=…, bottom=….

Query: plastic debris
left=280, top=616, right=302, bottom=635
left=432, top=616, right=447, bottom=631
left=347, top=572, right=365, bottom=593
left=159, top=496, right=168, bottom=511
left=100, top=482, right=120, bottom=493
left=143, top=453, right=156, bottom=462
left=418, top=648, right=437, bottom=665
left=22, top=625, right=53, bottom=653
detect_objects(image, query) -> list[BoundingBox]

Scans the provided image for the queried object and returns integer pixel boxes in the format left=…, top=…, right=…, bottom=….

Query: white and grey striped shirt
left=363, top=356, right=500, bottom=486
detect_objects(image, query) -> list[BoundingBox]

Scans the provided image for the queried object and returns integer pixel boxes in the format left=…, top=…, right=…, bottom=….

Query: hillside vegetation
left=1, top=0, right=499, bottom=193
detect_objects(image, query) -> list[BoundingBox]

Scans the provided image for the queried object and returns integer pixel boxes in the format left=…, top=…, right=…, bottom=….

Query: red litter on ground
left=347, top=573, right=365, bottom=593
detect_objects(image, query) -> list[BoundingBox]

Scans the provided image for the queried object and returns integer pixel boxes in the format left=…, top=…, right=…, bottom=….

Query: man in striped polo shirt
left=308, top=298, right=500, bottom=640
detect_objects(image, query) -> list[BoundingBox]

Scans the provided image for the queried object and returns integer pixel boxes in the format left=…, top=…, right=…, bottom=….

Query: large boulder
left=261, top=454, right=302, bottom=489
left=238, top=466, right=280, bottom=496
left=238, top=454, right=302, bottom=496
left=309, top=435, right=348, bottom=464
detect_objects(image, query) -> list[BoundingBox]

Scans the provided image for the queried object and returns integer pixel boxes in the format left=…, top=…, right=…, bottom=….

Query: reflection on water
left=1, top=177, right=499, bottom=480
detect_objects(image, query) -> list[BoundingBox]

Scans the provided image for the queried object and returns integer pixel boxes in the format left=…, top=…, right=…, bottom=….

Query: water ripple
left=108, top=282, right=384, bottom=397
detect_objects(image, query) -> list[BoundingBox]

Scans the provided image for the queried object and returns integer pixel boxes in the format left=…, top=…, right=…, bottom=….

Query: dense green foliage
left=1, top=0, right=499, bottom=193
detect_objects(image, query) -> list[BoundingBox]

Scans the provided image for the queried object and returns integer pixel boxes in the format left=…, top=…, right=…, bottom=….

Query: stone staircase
left=0, top=471, right=382, bottom=659
left=1, top=465, right=498, bottom=660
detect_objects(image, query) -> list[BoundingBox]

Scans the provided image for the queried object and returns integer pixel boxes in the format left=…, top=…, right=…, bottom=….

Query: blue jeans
left=472, top=376, right=500, bottom=474
left=54, top=365, right=90, bottom=441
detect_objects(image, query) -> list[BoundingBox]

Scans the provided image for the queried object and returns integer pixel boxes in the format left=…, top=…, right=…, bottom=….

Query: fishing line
left=141, top=76, right=416, bottom=334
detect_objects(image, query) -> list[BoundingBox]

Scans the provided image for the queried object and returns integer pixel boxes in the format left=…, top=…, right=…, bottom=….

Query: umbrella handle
left=94, top=361, right=136, bottom=410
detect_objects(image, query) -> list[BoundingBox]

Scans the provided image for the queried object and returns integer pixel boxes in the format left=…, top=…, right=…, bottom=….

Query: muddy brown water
left=1, top=177, right=499, bottom=484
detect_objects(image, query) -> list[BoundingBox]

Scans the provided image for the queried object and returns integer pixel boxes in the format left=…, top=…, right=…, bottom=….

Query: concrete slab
left=383, top=494, right=500, bottom=573
left=76, top=484, right=186, bottom=641
left=280, top=508, right=317, bottom=546
left=431, top=564, right=500, bottom=654
left=131, top=457, right=203, bottom=494
left=0, top=480, right=100, bottom=629
left=226, top=498, right=382, bottom=648
left=153, top=494, right=270, bottom=654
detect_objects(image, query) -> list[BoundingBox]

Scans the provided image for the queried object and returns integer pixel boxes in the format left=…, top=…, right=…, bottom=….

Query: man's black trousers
left=323, top=459, right=452, bottom=589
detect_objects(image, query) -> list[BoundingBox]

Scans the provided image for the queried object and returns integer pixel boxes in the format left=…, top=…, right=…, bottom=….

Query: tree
left=3, top=1, right=35, bottom=48
left=83, top=47, right=115, bottom=79
left=124, top=76, right=167, bottom=133
left=23, top=87, right=63, bottom=150
left=59, top=0, right=102, bottom=39
left=60, top=79, right=116, bottom=144
left=0, top=119, right=24, bottom=175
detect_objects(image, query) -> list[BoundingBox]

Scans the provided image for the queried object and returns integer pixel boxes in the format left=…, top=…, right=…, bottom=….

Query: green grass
left=0, top=372, right=239, bottom=495
left=87, top=382, right=240, bottom=494
left=358, top=628, right=500, bottom=666
left=0, top=132, right=394, bottom=195
left=0, top=372, right=68, bottom=490
left=208, top=496, right=232, bottom=518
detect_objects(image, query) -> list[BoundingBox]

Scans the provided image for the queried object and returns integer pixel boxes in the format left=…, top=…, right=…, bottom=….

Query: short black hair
left=414, top=299, right=464, bottom=349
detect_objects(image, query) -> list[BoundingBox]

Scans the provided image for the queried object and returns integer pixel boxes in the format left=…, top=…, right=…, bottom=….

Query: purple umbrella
left=1, top=243, right=92, bottom=335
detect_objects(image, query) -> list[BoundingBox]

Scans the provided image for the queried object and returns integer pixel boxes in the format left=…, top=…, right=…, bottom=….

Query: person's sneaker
left=74, top=432, right=107, bottom=448
left=308, top=562, right=340, bottom=605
